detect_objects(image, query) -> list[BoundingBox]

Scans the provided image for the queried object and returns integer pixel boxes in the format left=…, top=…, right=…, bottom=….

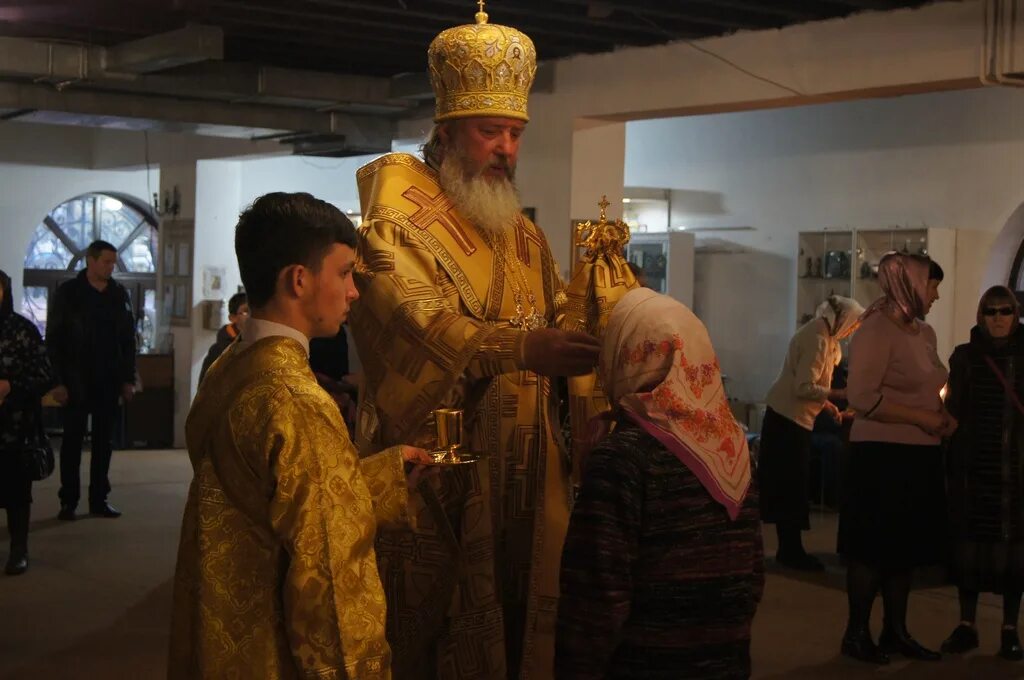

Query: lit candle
left=939, top=384, right=948, bottom=400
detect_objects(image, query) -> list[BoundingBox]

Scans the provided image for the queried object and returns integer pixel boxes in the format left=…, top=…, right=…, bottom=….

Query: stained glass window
left=20, top=287, right=48, bottom=336
left=123, top=227, right=158, bottom=273
left=24, top=227, right=73, bottom=270
left=22, top=193, right=158, bottom=340
left=23, top=193, right=157, bottom=274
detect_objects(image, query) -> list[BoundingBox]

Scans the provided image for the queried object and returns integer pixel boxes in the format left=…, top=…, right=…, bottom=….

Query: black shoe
left=841, top=630, right=890, bottom=664
left=879, top=628, right=941, bottom=661
left=88, top=502, right=121, bottom=518
left=776, top=551, right=826, bottom=572
left=941, top=623, right=979, bottom=654
left=1000, top=628, right=1023, bottom=661
left=5, top=548, right=28, bottom=576
left=57, top=505, right=76, bottom=521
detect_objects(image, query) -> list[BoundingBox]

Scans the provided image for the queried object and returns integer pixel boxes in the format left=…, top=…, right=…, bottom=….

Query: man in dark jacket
left=47, top=240, right=136, bottom=520
left=197, top=291, right=248, bottom=384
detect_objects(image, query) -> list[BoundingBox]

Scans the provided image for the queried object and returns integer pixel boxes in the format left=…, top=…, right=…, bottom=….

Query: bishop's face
left=437, top=117, right=525, bottom=235
left=445, top=117, right=524, bottom=183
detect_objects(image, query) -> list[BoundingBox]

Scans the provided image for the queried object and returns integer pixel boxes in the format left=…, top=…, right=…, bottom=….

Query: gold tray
left=424, top=449, right=487, bottom=466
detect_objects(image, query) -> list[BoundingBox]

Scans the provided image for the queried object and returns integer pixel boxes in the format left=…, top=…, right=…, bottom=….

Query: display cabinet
left=626, top=231, right=695, bottom=307
left=795, top=226, right=957, bottom=363
left=796, top=230, right=854, bottom=325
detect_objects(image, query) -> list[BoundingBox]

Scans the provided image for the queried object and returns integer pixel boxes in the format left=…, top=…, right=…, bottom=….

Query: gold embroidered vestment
left=169, top=337, right=409, bottom=680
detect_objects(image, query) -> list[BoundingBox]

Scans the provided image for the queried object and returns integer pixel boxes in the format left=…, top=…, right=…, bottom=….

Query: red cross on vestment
left=402, top=185, right=476, bottom=256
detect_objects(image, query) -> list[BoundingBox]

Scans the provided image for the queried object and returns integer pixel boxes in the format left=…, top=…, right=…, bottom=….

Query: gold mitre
left=428, top=1, right=537, bottom=122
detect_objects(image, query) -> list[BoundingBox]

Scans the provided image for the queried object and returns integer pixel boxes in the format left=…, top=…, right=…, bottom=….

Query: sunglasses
left=983, top=306, right=1015, bottom=317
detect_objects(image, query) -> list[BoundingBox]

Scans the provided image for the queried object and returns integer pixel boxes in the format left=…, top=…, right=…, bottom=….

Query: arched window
left=22, top=193, right=159, bottom=349
left=1012, top=238, right=1024, bottom=293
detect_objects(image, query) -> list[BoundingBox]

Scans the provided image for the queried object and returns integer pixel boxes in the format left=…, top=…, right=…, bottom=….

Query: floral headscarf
left=862, top=252, right=930, bottom=323
left=815, top=295, right=864, bottom=337
left=601, top=288, right=751, bottom=520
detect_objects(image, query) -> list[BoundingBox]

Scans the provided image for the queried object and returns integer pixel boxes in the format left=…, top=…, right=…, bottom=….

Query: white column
left=156, top=162, right=197, bottom=448
left=570, top=119, right=626, bottom=224
left=192, top=160, right=243, bottom=399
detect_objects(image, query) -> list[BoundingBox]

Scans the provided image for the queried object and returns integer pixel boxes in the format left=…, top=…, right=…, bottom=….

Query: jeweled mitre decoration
left=428, top=1, right=537, bottom=122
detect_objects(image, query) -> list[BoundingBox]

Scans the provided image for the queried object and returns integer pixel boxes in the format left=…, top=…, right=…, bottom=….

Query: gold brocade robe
left=169, top=336, right=409, bottom=680
left=349, top=153, right=569, bottom=680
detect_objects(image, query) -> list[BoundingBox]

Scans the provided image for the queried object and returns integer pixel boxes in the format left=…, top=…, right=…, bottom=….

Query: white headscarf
left=815, top=295, right=864, bottom=337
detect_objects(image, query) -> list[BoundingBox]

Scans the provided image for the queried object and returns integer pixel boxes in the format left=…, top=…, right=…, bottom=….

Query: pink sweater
left=847, top=311, right=948, bottom=446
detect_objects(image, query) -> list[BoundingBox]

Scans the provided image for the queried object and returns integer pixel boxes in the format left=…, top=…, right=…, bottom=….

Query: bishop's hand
left=522, top=328, right=601, bottom=377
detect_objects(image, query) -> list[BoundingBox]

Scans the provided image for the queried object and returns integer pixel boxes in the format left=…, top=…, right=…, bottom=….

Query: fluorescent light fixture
left=622, top=198, right=632, bottom=203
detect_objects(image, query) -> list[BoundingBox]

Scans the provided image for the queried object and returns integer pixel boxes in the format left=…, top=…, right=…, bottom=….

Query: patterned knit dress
left=947, top=324, right=1024, bottom=593
left=556, top=425, right=764, bottom=679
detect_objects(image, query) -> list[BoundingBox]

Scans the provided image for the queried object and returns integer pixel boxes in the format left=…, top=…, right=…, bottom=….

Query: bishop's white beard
left=438, top=151, right=522, bottom=235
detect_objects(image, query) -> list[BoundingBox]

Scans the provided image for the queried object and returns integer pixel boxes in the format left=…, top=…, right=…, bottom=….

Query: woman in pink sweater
left=838, top=253, right=956, bottom=664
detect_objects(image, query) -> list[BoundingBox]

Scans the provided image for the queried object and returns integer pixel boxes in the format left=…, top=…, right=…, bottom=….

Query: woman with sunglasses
left=942, top=285, right=1024, bottom=661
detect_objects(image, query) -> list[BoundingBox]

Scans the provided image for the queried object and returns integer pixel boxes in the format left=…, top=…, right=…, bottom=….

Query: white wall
left=624, top=201, right=669, bottom=232
left=693, top=251, right=791, bottom=402
left=193, top=160, right=243, bottom=395
left=624, top=86, right=1024, bottom=402
left=239, top=154, right=375, bottom=215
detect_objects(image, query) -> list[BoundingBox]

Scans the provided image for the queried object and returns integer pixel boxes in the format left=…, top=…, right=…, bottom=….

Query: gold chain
left=496, top=229, right=546, bottom=331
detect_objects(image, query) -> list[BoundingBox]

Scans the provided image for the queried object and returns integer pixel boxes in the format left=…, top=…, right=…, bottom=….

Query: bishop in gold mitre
left=349, top=3, right=601, bottom=678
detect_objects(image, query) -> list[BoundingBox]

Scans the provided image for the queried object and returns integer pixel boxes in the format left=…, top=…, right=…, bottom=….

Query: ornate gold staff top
left=557, top=196, right=639, bottom=490
left=574, top=195, right=632, bottom=262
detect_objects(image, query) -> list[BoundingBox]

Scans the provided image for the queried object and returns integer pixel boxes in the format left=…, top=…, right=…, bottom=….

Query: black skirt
left=837, top=441, right=946, bottom=569
left=0, top=449, right=33, bottom=508
left=758, top=407, right=812, bottom=528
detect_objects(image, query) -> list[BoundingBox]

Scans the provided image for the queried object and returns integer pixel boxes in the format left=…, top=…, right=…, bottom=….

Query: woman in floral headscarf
left=838, top=253, right=954, bottom=664
left=555, top=288, right=763, bottom=680
left=761, top=295, right=863, bottom=571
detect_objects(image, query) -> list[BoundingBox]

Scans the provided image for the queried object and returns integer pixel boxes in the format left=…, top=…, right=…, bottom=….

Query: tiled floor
left=2, top=452, right=1023, bottom=678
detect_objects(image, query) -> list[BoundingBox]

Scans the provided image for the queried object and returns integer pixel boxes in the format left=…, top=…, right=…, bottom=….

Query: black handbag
left=19, top=407, right=54, bottom=482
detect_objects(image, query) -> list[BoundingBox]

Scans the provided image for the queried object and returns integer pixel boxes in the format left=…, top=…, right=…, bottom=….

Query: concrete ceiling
left=0, top=0, right=938, bottom=75
left=0, top=0, right=940, bottom=156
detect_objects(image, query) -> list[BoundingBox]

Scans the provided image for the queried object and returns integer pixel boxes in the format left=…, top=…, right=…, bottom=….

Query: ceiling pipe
left=981, top=0, right=1024, bottom=87
left=0, top=31, right=409, bottom=153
